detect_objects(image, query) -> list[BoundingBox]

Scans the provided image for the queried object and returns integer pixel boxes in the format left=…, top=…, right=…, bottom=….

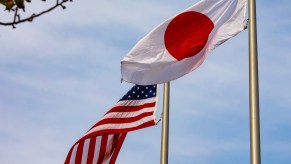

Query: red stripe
left=91, top=112, right=154, bottom=128
left=105, top=102, right=156, bottom=114
left=70, top=120, right=155, bottom=152
left=97, top=135, right=108, bottom=164
left=109, top=133, right=127, bottom=164
left=81, top=120, right=155, bottom=141
left=64, top=146, right=73, bottom=164
left=86, top=137, right=96, bottom=164
left=75, top=140, right=85, bottom=164
left=103, top=134, right=114, bottom=161
left=111, top=134, right=120, bottom=154
left=87, top=102, right=155, bottom=132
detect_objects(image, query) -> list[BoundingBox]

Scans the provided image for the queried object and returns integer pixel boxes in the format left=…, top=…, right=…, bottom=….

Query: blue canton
left=120, top=85, right=157, bottom=101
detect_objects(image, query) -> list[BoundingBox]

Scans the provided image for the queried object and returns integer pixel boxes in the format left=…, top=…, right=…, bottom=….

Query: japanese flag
left=121, top=0, right=246, bottom=85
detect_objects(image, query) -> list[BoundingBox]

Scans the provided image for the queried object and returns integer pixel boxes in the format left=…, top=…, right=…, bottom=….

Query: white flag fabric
left=121, top=0, right=246, bottom=85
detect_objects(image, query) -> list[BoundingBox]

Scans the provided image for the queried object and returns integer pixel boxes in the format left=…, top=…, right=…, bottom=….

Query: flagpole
left=248, top=0, right=261, bottom=164
left=160, top=82, right=170, bottom=164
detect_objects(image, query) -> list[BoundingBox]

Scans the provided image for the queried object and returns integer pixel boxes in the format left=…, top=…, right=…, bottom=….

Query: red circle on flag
left=164, top=11, right=214, bottom=61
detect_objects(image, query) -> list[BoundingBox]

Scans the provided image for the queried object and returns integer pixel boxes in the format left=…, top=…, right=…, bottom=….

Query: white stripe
left=87, top=116, right=154, bottom=134
left=69, top=144, right=79, bottom=164
left=81, top=139, right=90, bottom=164
left=92, top=136, right=102, bottom=164
left=103, top=134, right=115, bottom=164
left=115, top=97, right=155, bottom=107
left=103, top=107, right=155, bottom=119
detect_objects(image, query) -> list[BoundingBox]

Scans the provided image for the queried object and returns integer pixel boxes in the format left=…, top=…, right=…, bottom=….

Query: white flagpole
left=160, top=82, right=170, bottom=164
left=248, top=0, right=261, bottom=164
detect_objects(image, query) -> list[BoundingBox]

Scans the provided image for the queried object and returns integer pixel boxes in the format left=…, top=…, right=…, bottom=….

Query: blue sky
left=0, top=0, right=290, bottom=163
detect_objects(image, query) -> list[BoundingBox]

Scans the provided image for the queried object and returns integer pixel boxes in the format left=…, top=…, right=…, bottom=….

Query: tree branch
left=0, top=0, right=73, bottom=28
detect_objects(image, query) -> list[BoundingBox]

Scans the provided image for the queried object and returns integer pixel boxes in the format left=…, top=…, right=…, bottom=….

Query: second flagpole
left=248, top=0, right=261, bottom=163
left=160, top=82, right=170, bottom=164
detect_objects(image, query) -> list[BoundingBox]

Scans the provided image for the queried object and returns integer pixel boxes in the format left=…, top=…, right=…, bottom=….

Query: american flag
left=65, top=85, right=158, bottom=164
